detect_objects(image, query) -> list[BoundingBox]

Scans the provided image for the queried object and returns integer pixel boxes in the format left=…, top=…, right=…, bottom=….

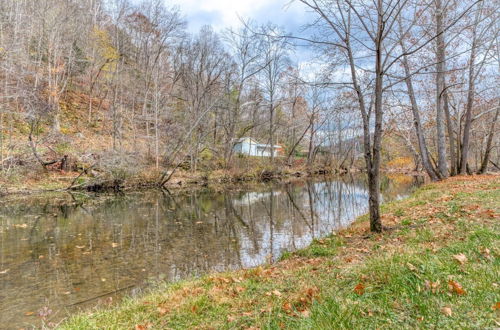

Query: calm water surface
left=0, top=174, right=422, bottom=328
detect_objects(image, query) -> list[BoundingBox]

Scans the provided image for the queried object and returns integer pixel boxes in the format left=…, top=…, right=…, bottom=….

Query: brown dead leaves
left=448, top=280, right=466, bottom=295
left=481, top=247, right=493, bottom=261
left=354, top=283, right=365, bottom=295
left=157, top=305, right=169, bottom=316
left=479, top=209, right=497, bottom=219
left=281, top=287, right=319, bottom=318
left=452, top=253, right=467, bottom=265
left=234, top=286, right=246, bottom=294
left=406, top=262, right=418, bottom=272
left=423, top=278, right=466, bottom=296
left=265, top=289, right=282, bottom=297
left=209, top=275, right=246, bottom=288
left=441, top=306, right=452, bottom=317
left=424, top=280, right=441, bottom=293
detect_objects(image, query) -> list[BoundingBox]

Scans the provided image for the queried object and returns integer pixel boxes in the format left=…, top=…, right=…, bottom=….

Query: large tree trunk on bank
left=370, top=20, right=384, bottom=233
left=347, top=41, right=381, bottom=232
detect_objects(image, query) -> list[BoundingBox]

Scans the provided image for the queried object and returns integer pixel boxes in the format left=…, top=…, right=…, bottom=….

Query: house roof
left=236, top=137, right=281, bottom=148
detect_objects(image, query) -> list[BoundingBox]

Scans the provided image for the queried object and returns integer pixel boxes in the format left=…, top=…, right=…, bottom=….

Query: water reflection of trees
left=0, top=175, right=420, bottom=326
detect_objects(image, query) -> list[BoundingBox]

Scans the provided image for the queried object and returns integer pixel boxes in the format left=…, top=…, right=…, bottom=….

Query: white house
left=233, top=137, right=283, bottom=157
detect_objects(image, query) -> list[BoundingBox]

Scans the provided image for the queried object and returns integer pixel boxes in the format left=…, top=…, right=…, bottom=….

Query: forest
left=0, top=0, right=498, bottom=231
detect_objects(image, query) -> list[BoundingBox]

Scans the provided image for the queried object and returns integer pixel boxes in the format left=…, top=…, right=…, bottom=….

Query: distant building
left=233, top=137, right=283, bottom=157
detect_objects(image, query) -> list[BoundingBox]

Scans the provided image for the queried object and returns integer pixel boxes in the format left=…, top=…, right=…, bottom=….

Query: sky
left=169, top=0, right=317, bottom=65
left=170, top=0, right=309, bottom=33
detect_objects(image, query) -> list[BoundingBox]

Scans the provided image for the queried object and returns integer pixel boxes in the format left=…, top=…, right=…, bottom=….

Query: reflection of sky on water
left=236, top=181, right=371, bottom=268
left=0, top=175, right=422, bottom=327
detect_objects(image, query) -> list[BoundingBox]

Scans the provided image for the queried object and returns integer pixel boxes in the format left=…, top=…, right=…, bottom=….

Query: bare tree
left=258, top=24, right=291, bottom=164
left=298, top=0, right=480, bottom=231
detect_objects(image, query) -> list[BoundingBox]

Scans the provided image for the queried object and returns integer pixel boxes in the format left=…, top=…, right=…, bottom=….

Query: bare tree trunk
left=443, top=90, right=458, bottom=175
left=346, top=32, right=381, bottom=231
left=459, top=6, right=480, bottom=174
left=478, top=101, right=499, bottom=173
left=400, top=43, right=440, bottom=181
left=435, top=0, right=449, bottom=177
left=307, top=116, right=315, bottom=166
left=270, top=100, right=275, bottom=163
left=369, top=4, right=384, bottom=233
left=286, top=121, right=312, bottom=165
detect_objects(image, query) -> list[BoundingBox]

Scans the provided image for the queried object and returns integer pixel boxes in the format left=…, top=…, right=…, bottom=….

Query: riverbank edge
left=0, top=166, right=421, bottom=197
left=60, top=174, right=499, bottom=329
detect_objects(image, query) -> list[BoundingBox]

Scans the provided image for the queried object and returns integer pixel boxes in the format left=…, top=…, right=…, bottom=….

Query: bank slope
left=62, top=174, right=499, bottom=329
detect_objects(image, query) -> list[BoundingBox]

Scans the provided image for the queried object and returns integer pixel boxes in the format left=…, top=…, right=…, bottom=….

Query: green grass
left=300, top=228, right=498, bottom=329
left=61, top=175, right=500, bottom=329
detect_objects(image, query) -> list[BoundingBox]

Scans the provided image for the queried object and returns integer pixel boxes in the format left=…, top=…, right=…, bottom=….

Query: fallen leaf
left=492, top=302, right=500, bottom=310
left=157, top=306, right=168, bottom=315
left=483, top=209, right=496, bottom=218
left=272, top=289, right=282, bottom=297
left=453, top=253, right=467, bottom=265
left=344, top=256, right=354, bottom=263
left=300, top=309, right=310, bottom=317
left=441, top=306, right=452, bottom=316
left=306, top=287, right=319, bottom=298
left=354, top=283, right=365, bottom=295
left=234, top=286, right=246, bottom=293
left=481, top=248, right=492, bottom=261
left=448, top=280, right=466, bottom=295
left=24, top=312, right=34, bottom=316
left=424, top=280, right=441, bottom=293
left=135, top=325, right=146, bottom=330
left=407, top=262, right=417, bottom=271
left=282, top=302, right=292, bottom=312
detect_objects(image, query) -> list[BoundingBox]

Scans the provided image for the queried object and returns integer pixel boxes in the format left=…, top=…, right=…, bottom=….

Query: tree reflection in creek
left=0, top=174, right=423, bottom=327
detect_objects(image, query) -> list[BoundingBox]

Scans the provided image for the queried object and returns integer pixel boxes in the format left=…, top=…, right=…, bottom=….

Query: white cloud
left=170, top=0, right=308, bottom=32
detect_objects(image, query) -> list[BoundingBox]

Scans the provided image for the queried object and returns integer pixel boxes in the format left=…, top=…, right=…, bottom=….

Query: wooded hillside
left=0, top=0, right=498, bottom=196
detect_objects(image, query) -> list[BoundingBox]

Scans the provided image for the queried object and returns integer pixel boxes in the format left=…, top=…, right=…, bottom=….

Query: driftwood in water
left=69, top=179, right=123, bottom=193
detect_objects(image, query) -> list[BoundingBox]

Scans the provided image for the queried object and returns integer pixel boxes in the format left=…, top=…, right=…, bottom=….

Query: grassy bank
left=62, top=175, right=499, bottom=329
